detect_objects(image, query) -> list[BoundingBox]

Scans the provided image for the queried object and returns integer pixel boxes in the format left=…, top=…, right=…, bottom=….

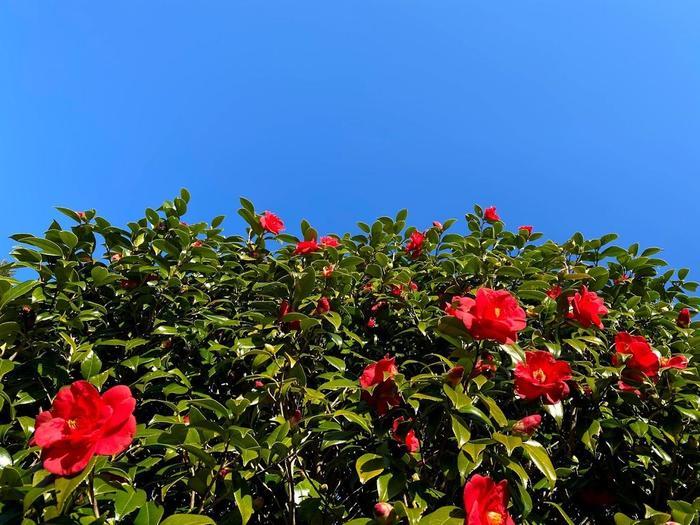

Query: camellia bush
left=0, top=190, right=699, bottom=525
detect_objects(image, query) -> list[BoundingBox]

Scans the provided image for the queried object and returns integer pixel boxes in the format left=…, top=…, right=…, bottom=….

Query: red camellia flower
left=405, top=231, right=425, bottom=258
left=463, top=474, right=515, bottom=525
left=367, top=317, right=377, bottom=328
left=191, top=240, right=203, bottom=248
left=677, top=308, right=691, bottom=328
left=566, top=286, right=608, bottom=329
left=32, top=380, right=136, bottom=476
left=518, top=225, right=533, bottom=235
left=278, top=300, right=301, bottom=331
left=259, top=211, right=284, bottom=234
left=315, top=296, right=331, bottom=315
left=320, top=236, right=340, bottom=248
left=119, top=279, right=139, bottom=290
left=390, top=285, right=403, bottom=296
left=446, top=365, right=465, bottom=387
left=323, top=264, right=335, bottom=278
left=360, top=355, right=401, bottom=415
left=661, top=355, right=689, bottom=370
left=613, top=332, right=660, bottom=381
left=294, top=239, right=320, bottom=255
left=512, top=414, right=542, bottom=436
left=470, top=354, right=497, bottom=378
left=445, top=288, right=526, bottom=344
left=484, top=206, right=501, bottom=222
left=514, top=350, right=572, bottom=404
left=546, top=285, right=562, bottom=300
left=390, top=416, right=420, bottom=453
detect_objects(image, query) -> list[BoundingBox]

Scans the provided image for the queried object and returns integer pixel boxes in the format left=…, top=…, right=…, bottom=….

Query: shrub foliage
left=0, top=190, right=699, bottom=525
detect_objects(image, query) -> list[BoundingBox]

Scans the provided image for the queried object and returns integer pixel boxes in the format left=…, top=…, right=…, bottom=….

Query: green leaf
left=547, top=502, right=575, bottom=525
left=234, top=489, right=254, bottom=525
left=161, top=515, right=216, bottom=525
left=522, top=440, right=557, bottom=488
left=355, top=453, right=384, bottom=484
left=0, top=281, right=38, bottom=309
left=134, top=502, right=165, bottom=525
left=114, top=488, right=148, bottom=520
left=418, top=506, right=465, bottom=525
left=450, top=415, right=471, bottom=449
left=54, top=456, right=101, bottom=513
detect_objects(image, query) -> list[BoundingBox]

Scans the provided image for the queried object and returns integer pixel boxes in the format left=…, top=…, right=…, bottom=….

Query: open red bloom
left=32, top=381, right=136, bottom=476
left=484, top=207, right=501, bottom=222
left=512, top=414, right=542, bottom=436
left=315, top=296, right=331, bottom=315
left=518, top=225, right=533, bottom=235
left=514, top=350, right=572, bottom=404
left=320, top=236, right=340, bottom=248
left=445, top=288, right=526, bottom=344
left=661, top=355, right=689, bottom=370
left=360, top=356, right=401, bottom=415
left=390, top=417, right=419, bottom=453
left=463, top=474, right=515, bottom=525
left=259, top=211, right=284, bottom=234
left=546, top=285, right=562, bottom=300
left=566, top=286, right=608, bottom=329
left=613, top=332, right=659, bottom=380
left=360, top=356, right=398, bottom=388
left=677, top=308, right=691, bottom=328
left=406, top=231, right=425, bottom=258
left=294, top=239, right=320, bottom=255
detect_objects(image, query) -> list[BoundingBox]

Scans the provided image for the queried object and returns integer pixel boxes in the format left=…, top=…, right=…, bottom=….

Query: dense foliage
left=0, top=190, right=699, bottom=525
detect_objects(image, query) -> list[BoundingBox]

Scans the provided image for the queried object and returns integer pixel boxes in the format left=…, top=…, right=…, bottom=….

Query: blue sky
left=1, top=2, right=699, bottom=278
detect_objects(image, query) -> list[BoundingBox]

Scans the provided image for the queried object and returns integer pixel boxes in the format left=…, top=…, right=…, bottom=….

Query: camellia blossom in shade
left=677, top=308, right=691, bottom=328
left=546, top=285, right=562, bottom=300
left=484, top=206, right=501, bottom=222
left=315, top=296, right=331, bottom=315
left=278, top=300, right=301, bottom=331
left=405, top=231, right=425, bottom=258
left=259, top=211, right=284, bottom=234
left=390, top=416, right=420, bottom=453
left=31, top=380, right=136, bottom=476
left=294, top=239, right=321, bottom=255
left=463, top=474, right=515, bottom=525
left=445, top=288, right=527, bottom=344
left=512, top=414, right=542, bottom=436
left=360, top=355, right=401, bottom=415
left=320, top=236, right=340, bottom=248
left=514, top=350, right=572, bottom=404
left=445, top=365, right=465, bottom=387
left=566, top=286, right=608, bottom=329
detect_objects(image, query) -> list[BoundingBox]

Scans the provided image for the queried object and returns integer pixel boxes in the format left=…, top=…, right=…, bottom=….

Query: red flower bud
left=110, top=253, right=122, bottom=263
left=518, top=225, right=533, bottom=235
left=546, top=285, right=562, bottom=300
left=289, top=409, right=302, bottom=428
left=119, top=279, right=139, bottom=290
left=677, top=308, right=691, bottom=328
left=182, top=415, right=190, bottom=425
left=315, top=296, right=331, bottom=315
left=373, top=502, right=396, bottom=524
left=254, top=380, right=264, bottom=389
left=512, top=414, right=542, bottom=436
left=433, top=221, right=443, bottom=231
left=191, top=240, right=203, bottom=248
left=367, top=317, right=377, bottom=328
left=446, top=366, right=464, bottom=387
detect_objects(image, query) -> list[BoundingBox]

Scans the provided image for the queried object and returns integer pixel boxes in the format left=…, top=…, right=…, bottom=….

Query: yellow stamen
left=486, top=511, right=504, bottom=525
left=67, top=419, right=77, bottom=429
left=533, top=368, right=547, bottom=383
left=494, top=307, right=501, bottom=318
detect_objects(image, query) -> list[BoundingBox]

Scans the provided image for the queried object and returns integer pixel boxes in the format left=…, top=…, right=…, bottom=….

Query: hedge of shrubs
left=0, top=190, right=699, bottom=524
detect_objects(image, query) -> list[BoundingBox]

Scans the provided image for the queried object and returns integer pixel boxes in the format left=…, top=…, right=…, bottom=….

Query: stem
left=88, top=470, right=100, bottom=518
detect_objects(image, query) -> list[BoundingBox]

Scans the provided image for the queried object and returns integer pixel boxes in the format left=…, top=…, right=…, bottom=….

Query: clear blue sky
left=2, top=2, right=699, bottom=277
